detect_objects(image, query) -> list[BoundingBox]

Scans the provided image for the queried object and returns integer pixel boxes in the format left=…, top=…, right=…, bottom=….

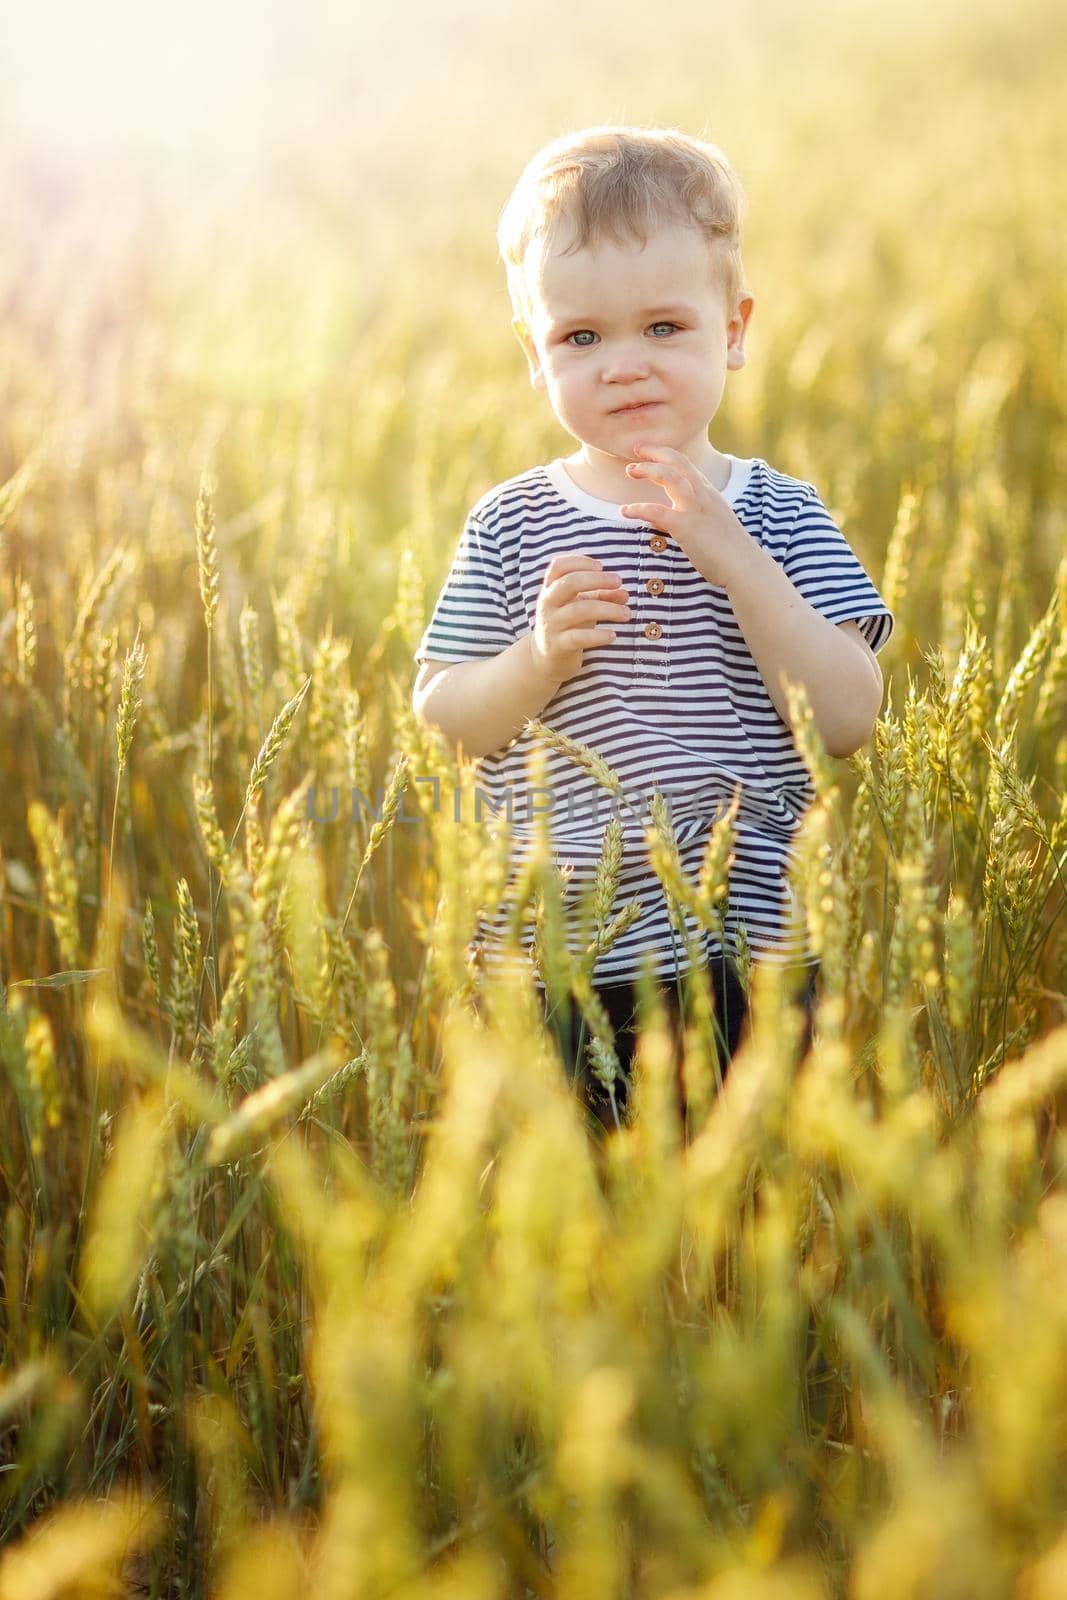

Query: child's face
left=514, top=220, right=753, bottom=463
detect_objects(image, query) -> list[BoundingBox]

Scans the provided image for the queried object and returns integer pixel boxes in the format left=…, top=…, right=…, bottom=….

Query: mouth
left=613, top=401, right=661, bottom=415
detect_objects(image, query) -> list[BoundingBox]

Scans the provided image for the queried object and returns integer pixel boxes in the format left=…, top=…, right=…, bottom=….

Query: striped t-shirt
left=414, top=452, right=894, bottom=987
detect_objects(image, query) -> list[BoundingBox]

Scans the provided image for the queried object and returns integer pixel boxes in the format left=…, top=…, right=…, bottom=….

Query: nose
left=600, top=344, right=653, bottom=383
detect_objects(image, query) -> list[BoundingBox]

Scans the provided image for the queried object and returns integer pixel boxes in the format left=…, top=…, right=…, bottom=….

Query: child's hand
left=621, top=443, right=751, bottom=588
left=530, top=553, right=631, bottom=682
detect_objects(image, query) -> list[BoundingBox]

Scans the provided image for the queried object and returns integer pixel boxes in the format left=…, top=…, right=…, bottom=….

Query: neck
left=565, top=442, right=730, bottom=504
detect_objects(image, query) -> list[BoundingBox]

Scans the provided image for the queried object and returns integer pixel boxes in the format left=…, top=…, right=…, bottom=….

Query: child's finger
left=632, top=442, right=682, bottom=459
left=551, top=567, right=627, bottom=604
left=619, top=502, right=673, bottom=523
left=543, top=552, right=609, bottom=583
left=626, top=460, right=689, bottom=486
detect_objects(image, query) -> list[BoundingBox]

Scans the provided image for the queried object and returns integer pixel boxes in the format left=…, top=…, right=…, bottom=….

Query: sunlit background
left=3, top=0, right=1059, bottom=237
left=2, top=0, right=1065, bottom=689
left=0, top=0, right=1060, bottom=444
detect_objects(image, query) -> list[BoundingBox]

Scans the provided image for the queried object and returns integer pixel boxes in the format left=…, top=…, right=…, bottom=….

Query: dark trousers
left=538, top=954, right=819, bottom=1134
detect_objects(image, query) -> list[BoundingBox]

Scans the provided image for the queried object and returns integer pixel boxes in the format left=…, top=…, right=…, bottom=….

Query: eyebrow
left=547, top=302, right=699, bottom=330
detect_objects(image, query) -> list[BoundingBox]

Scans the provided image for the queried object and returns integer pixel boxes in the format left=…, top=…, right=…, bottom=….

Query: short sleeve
left=782, top=490, right=895, bottom=654
left=414, top=512, right=518, bottom=665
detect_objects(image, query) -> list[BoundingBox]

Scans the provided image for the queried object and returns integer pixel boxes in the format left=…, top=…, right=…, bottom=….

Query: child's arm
left=622, top=444, right=889, bottom=758
left=716, top=558, right=885, bottom=756
left=413, top=635, right=564, bottom=761
left=414, top=553, right=630, bottom=761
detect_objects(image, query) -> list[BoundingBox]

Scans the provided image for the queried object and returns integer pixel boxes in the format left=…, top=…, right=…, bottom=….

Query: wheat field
left=0, top=0, right=1066, bottom=1595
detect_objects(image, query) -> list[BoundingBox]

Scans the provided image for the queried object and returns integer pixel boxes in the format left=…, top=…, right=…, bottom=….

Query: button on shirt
left=414, top=453, right=895, bottom=987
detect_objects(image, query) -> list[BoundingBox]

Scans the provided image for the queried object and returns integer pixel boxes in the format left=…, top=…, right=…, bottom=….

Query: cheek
left=551, top=368, right=589, bottom=402
left=681, top=353, right=717, bottom=384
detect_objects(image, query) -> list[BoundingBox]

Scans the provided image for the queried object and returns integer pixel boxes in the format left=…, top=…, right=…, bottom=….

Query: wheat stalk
left=246, top=676, right=312, bottom=806
left=92, top=626, right=119, bottom=722
left=27, top=800, right=80, bottom=968
left=192, top=772, right=232, bottom=879
left=994, top=586, right=1058, bottom=742
left=784, top=676, right=838, bottom=805
left=254, top=775, right=314, bottom=930
left=63, top=546, right=128, bottom=725
left=114, top=631, right=147, bottom=769
left=196, top=469, right=220, bottom=631
left=14, top=575, right=36, bottom=687
left=167, top=878, right=202, bottom=1044
left=141, top=898, right=162, bottom=1007
left=106, top=627, right=147, bottom=916
left=339, top=752, right=411, bottom=937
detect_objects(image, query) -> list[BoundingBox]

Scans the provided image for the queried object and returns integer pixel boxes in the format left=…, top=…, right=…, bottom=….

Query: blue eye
left=563, top=322, right=682, bottom=347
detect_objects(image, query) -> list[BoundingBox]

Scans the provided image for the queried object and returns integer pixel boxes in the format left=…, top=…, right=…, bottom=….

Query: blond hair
left=497, top=124, right=749, bottom=330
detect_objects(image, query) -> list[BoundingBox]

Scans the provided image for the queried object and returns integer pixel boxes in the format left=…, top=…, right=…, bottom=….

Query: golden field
left=0, top=0, right=1066, bottom=1594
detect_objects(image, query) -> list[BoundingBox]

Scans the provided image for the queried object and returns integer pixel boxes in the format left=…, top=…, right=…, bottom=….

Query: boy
left=412, top=125, right=894, bottom=1123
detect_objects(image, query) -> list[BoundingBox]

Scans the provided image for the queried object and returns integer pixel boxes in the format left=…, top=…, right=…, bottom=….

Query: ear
left=726, top=294, right=755, bottom=371
left=512, top=316, right=546, bottom=390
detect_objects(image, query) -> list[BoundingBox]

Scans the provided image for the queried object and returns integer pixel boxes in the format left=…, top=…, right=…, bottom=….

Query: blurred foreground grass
left=1, top=0, right=1067, bottom=1594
